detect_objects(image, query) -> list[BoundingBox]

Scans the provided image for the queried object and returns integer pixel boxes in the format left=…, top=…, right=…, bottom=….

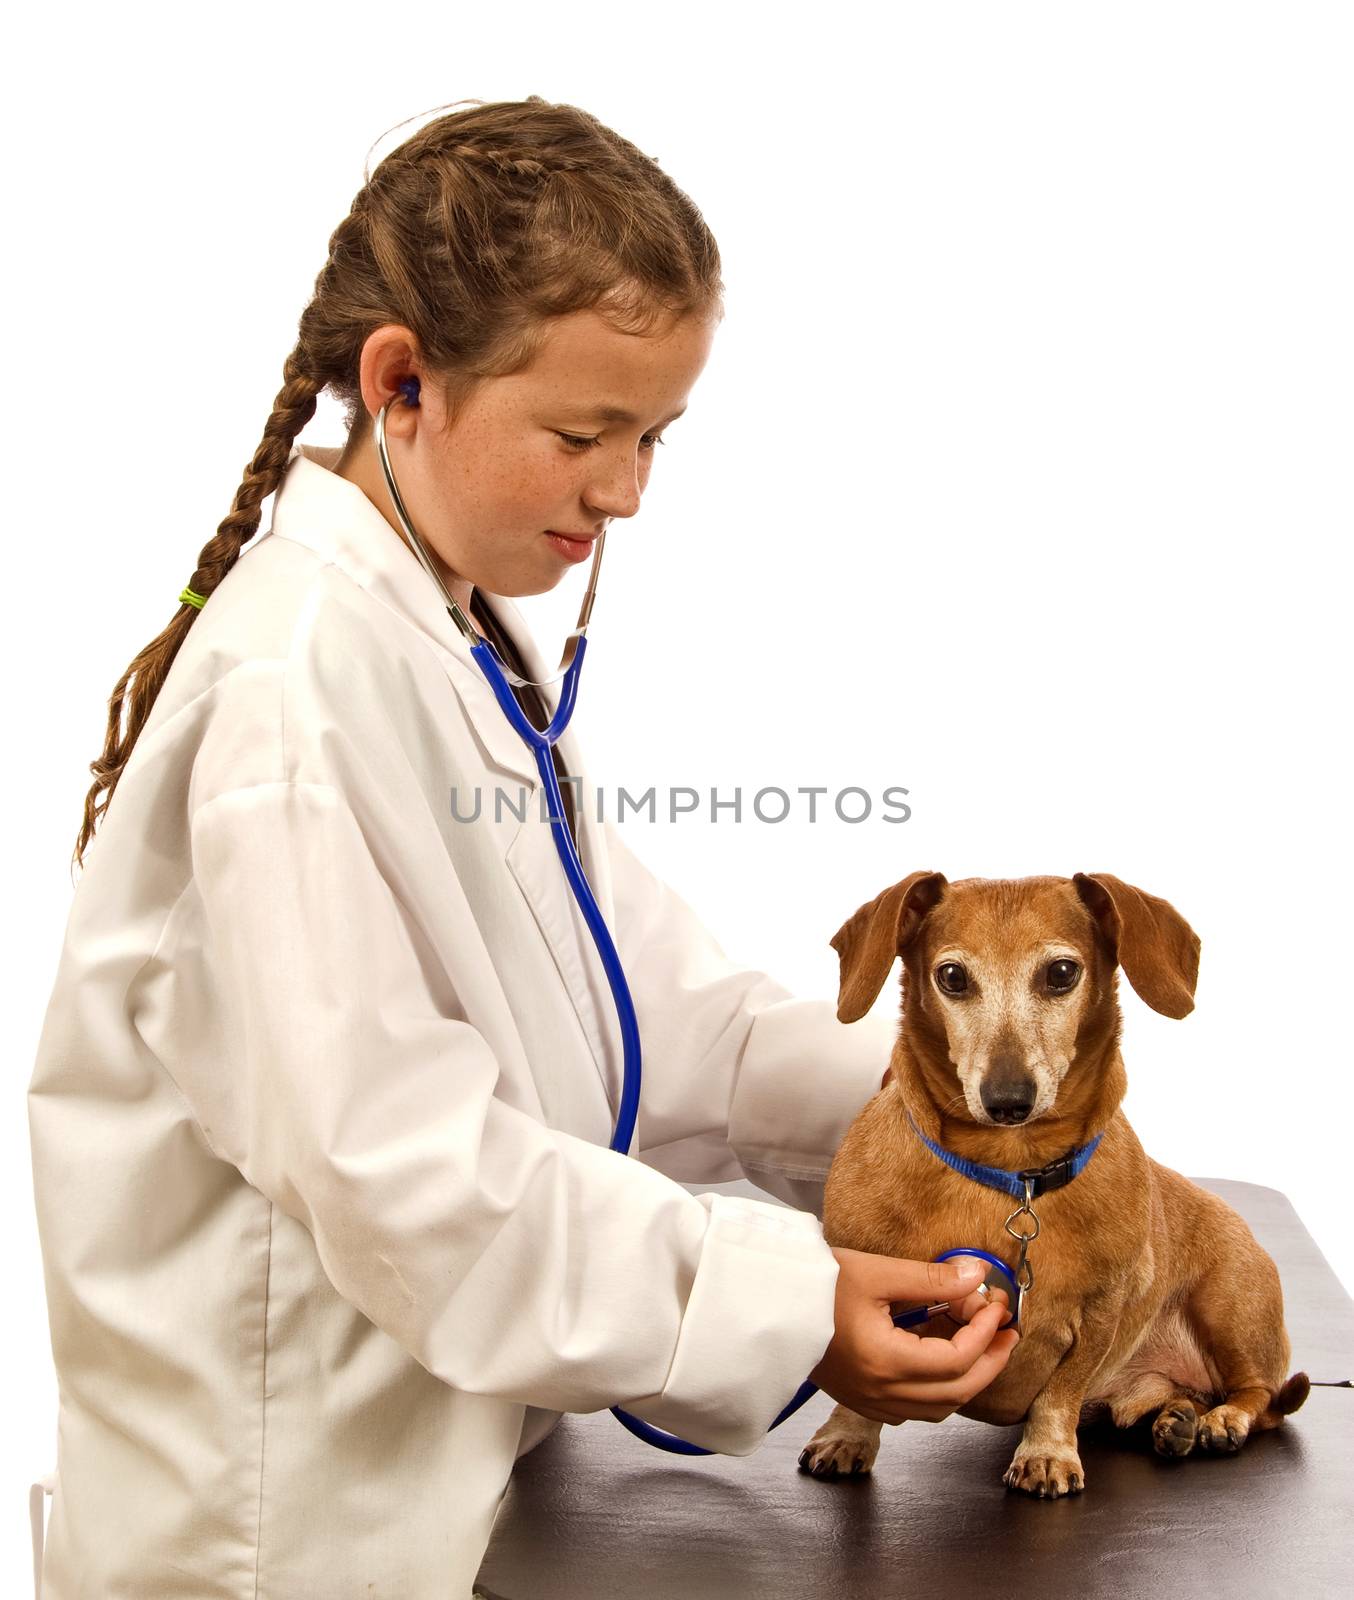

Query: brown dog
left=800, top=871, right=1309, bottom=1498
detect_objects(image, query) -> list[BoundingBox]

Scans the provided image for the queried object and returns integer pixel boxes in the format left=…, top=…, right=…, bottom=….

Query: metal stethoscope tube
left=373, top=396, right=1012, bottom=1454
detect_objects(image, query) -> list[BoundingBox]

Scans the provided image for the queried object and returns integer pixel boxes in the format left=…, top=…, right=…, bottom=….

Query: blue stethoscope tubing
left=372, top=392, right=1019, bottom=1456
left=470, top=631, right=639, bottom=1166
left=471, top=635, right=1023, bottom=1455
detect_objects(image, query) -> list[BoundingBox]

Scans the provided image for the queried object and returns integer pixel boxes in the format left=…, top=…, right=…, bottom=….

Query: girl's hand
left=809, top=1250, right=1019, bottom=1425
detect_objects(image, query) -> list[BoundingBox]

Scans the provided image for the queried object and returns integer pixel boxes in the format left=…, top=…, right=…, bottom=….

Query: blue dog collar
left=905, top=1108, right=1105, bottom=1199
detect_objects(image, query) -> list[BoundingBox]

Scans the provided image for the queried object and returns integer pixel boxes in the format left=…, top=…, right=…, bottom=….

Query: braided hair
left=72, top=95, right=723, bottom=874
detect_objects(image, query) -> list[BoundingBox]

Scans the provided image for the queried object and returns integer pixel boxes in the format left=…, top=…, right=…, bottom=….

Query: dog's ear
left=830, top=871, right=948, bottom=1023
left=1072, top=872, right=1201, bottom=1018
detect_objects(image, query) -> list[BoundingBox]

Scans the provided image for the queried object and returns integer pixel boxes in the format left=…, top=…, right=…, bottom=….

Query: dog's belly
left=1082, top=1300, right=1222, bottom=1411
left=954, top=1300, right=1222, bottom=1429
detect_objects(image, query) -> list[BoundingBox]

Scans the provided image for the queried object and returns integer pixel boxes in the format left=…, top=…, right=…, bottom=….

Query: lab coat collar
left=269, top=442, right=565, bottom=789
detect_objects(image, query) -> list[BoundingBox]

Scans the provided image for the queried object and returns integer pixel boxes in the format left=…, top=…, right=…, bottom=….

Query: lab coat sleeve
left=601, top=819, right=895, bottom=1218
left=182, top=780, right=839, bottom=1456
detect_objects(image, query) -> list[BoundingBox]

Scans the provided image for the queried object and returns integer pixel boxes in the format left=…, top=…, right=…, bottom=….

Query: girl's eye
left=556, top=431, right=666, bottom=453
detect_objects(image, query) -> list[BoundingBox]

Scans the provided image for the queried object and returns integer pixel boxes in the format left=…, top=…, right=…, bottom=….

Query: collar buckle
left=1017, top=1152, right=1077, bottom=1199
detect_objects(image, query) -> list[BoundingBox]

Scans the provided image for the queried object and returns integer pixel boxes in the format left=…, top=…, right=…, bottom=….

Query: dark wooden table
left=476, top=1178, right=1353, bottom=1598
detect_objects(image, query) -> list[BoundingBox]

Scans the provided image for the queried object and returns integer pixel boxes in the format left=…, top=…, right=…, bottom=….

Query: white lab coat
left=26, top=443, right=893, bottom=1599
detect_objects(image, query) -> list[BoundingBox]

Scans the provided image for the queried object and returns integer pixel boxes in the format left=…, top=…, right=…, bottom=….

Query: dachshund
left=799, top=871, right=1309, bottom=1497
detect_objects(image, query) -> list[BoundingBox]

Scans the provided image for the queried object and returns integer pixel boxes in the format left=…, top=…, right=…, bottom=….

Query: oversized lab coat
left=26, top=442, right=893, bottom=1599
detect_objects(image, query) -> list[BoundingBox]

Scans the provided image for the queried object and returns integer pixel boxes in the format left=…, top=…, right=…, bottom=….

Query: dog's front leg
left=1003, top=1305, right=1117, bottom=1498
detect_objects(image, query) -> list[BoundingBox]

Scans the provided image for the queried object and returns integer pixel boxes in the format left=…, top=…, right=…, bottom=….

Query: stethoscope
left=373, top=387, right=1023, bottom=1455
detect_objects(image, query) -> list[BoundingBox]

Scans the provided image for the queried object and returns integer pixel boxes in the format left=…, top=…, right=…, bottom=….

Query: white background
left=5, top=0, right=1350, bottom=1579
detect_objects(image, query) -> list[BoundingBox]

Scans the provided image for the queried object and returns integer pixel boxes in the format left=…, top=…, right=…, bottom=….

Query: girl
left=27, top=97, right=1015, bottom=1599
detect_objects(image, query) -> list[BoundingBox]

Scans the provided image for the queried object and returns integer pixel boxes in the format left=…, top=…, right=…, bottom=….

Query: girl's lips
left=544, top=531, right=595, bottom=563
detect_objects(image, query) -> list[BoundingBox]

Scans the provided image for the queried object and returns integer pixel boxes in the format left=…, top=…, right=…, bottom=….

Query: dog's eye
left=936, top=963, right=968, bottom=995
left=1046, top=959, right=1081, bottom=992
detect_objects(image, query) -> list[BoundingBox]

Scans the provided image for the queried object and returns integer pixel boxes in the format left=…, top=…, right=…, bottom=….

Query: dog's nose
left=981, top=1079, right=1037, bottom=1124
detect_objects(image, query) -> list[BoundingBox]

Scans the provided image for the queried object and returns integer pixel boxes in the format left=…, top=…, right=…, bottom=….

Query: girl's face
left=340, top=307, right=717, bottom=611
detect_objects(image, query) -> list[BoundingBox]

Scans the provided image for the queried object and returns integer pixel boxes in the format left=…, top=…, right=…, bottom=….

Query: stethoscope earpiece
left=398, top=376, right=421, bottom=407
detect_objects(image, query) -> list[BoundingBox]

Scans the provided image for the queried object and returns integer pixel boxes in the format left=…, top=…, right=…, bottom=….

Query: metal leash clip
left=1003, top=1174, right=1041, bottom=1325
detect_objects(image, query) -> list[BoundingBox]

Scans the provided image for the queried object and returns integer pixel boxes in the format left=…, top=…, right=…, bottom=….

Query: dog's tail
left=1254, top=1371, right=1312, bottom=1431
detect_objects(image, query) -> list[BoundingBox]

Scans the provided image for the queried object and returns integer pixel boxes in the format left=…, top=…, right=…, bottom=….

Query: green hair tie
left=179, top=586, right=207, bottom=610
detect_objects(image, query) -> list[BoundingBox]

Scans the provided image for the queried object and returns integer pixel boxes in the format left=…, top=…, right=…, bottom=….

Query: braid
left=443, top=144, right=592, bottom=179
left=71, top=348, right=322, bottom=880
left=178, top=353, right=321, bottom=613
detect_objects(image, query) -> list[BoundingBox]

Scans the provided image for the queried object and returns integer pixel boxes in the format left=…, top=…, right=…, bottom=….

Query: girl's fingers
left=954, top=1284, right=1012, bottom=1325
left=887, top=1299, right=1014, bottom=1380
left=888, top=1323, right=1022, bottom=1410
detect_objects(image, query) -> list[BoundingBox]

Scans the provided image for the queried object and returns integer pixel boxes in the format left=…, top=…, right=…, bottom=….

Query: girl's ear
left=830, top=871, right=948, bottom=1023
left=1072, top=872, right=1201, bottom=1018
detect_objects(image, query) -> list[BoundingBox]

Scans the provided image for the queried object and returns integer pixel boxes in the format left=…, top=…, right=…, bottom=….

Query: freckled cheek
left=469, top=456, right=564, bottom=530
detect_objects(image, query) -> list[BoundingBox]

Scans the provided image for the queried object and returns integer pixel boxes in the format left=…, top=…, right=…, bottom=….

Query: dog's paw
left=1003, top=1450, right=1085, bottom=1497
left=797, top=1438, right=876, bottom=1480
left=1197, top=1403, right=1252, bottom=1454
left=1152, top=1401, right=1200, bottom=1458
left=798, top=1422, right=880, bottom=1480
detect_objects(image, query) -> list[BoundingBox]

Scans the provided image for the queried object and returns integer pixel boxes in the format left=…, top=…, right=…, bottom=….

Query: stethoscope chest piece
left=891, top=1247, right=1024, bottom=1331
